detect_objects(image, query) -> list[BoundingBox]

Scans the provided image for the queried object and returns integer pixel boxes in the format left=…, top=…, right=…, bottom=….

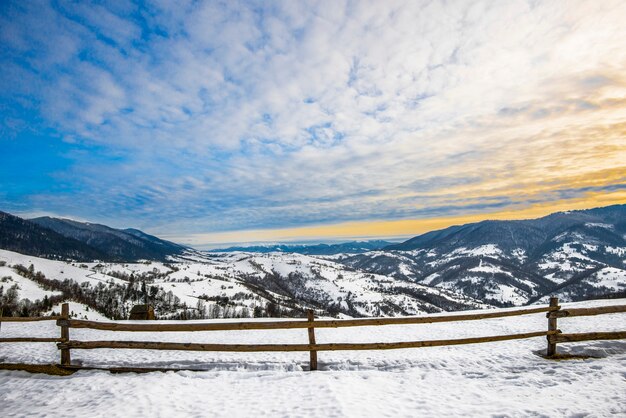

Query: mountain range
left=211, top=240, right=393, bottom=255
left=0, top=211, right=186, bottom=262
left=0, top=205, right=624, bottom=318
left=338, top=205, right=626, bottom=305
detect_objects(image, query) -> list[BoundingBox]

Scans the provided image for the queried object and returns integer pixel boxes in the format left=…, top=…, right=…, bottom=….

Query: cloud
left=1, top=0, right=625, bottom=243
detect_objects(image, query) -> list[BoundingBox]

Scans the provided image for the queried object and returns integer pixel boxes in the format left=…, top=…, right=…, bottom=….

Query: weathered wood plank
left=555, top=331, right=626, bottom=343
left=60, top=303, right=71, bottom=366
left=58, top=330, right=554, bottom=352
left=0, top=316, right=62, bottom=322
left=61, top=306, right=557, bottom=332
left=547, top=297, right=559, bottom=357
left=0, top=337, right=62, bottom=343
left=549, top=305, right=626, bottom=318
left=307, top=310, right=318, bottom=371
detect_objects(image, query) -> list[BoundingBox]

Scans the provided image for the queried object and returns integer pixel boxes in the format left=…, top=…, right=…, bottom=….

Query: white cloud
left=1, top=0, right=626, bottom=240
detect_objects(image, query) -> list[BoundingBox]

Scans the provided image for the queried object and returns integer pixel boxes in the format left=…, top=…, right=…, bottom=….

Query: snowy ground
left=44, top=301, right=109, bottom=321
left=0, top=299, right=625, bottom=417
left=0, top=265, right=62, bottom=302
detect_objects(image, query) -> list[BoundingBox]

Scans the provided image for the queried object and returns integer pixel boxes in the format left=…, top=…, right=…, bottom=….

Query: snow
left=605, top=246, right=626, bottom=257
left=552, top=231, right=586, bottom=242
left=582, top=243, right=598, bottom=252
left=537, top=243, right=600, bottom=273
left=585, top=222, right=614, bottom=230
left=427, top=245, right=505, bottom=268
left=586, top=267, right=626, bottom=291
left=0, top=266, right=62, bottom=302
left=422, top=272, right=440, bottom=285
left=0, top=250, right=127, bottom=287
left=511, top=248, right=527, bottom=262
left=45, top=302, right=109, bottom=321
left=467, top=260, right=512, bottom=276
left=438, top=277, right=530, bottom=305
left=397, top=263, right=413, bottom=277
left=452, top=244, right=503, bottom=257
left=1, top=248, right=487, bottom=318
left=0, top=299, right=624, bottom=416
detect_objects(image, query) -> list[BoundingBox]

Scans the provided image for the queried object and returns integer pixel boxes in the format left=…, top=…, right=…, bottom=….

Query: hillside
left=30, top=217, right=186, bottom=261
left=0, top=210, right=187, bottom=262
left=340, top=205, right=626, bottom=305
left=0, top=211, right=109, bottom=261
left=1, top=205, right=624, bottom=316
left=0, top=248, right=484, bottom=320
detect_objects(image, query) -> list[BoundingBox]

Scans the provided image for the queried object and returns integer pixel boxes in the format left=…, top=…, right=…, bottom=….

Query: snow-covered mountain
left=1, top=205, right=624, bottom=318
left=30, top=216, right=187, bottom=261
left=0, top=248, right=485, bottom=319
left=339, top=205, right=626, bottom=305
left=0, top=211, right=107, bottom=261
left=0, top=211, right=187, bottom=262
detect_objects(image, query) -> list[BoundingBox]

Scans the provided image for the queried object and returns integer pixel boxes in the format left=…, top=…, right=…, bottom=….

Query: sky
left=1, top=0, right=625, bottom=249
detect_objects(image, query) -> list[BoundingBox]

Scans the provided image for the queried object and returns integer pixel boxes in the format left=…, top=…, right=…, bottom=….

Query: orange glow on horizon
left=165, top=190, right=626, bottom=247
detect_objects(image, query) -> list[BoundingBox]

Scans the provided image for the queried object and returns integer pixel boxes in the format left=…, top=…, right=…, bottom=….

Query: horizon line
left=164, top=194, right=626, bottom=250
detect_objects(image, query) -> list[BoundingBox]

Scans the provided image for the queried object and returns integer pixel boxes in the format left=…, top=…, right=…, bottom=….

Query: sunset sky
left=1, top=1, right=625, bottom=248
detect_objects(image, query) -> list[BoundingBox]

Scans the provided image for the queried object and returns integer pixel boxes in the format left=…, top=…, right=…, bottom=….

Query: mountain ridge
left=340, top=204, right=626, bottom=305
left=210, top=240, right=394, bottom=255
left=1, top=204, right=624, bottom=314
left=30, top=216, right=187, bottom=262
left=0, top=211, right=187, bottom=262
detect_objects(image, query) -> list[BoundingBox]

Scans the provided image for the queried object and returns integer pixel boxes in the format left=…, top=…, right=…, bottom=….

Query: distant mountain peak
left=210, top=240, right=394, bottom=255
left=0, top=211, right=187, bottom=262
left=340, top=204, right=626, bottom=306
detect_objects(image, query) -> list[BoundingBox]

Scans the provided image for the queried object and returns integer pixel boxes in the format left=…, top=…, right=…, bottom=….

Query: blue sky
left=1, top=1, right=625, bottom=248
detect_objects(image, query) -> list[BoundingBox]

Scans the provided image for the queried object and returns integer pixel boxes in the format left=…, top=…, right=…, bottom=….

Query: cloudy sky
left=1, top=0, right=625, bottom=248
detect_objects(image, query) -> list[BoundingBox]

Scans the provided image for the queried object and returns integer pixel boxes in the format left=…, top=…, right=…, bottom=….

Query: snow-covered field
left=1, top=299, right=625, bottom=417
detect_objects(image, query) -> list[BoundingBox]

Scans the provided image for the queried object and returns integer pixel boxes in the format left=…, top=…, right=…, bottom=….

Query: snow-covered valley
left=0, top=248, right=485, bottom=321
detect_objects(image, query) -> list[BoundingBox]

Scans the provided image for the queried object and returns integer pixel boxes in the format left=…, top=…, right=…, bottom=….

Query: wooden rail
left=0, top=316, right=62, bottom=322
left=548, top=305, right=626, bottom=318
left=0, top=337, right=62, bottom=343
left=553, top=331, right=626, bottom=343
left=1, top=300, right=625, bottom=370
left=57, top=305, right=557, bottom=332
left=57, top=330, right=559, bottom=353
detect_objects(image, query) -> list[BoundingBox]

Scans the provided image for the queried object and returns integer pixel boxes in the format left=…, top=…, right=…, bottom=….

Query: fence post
left=307, top=309, right=318, bottom=371
left=60, top=303, right=71, bottom=366
left=546, top=297, right=559, bottom=357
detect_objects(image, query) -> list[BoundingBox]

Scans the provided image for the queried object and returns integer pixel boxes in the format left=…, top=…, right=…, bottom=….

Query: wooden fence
left=1, top=298, right=625, bottom=371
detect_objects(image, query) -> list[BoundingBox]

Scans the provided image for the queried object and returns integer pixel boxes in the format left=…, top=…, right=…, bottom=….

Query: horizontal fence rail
left=0, top=337, right=62, bottom=343
left=57, top=305, right=558, bottom=332
left=1, top=298, right=625, bottom=371
left=548, top=305, right=626, bottom=318
left=58, top=330, right=559, bottom=353
left=553, top=331, right=626, bottom=343
left=0, top=316, right=62, bottom=322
